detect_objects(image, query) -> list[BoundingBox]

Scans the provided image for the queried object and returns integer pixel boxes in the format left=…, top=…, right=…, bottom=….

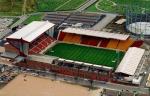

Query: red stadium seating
left=131, top=40, right=144, bottom=47
left=88, top=38, right=100, bottom=46
left=58, top=32, right=66, bottom=41
left=37, top=44, right=43, bottom=49
left=99, top=39, right=110, bottom=47
left=29, top=33, right=54, bottom=54
left=81, top=36, right=89, bottom=45
left=81, top=36, right=100, bottom=46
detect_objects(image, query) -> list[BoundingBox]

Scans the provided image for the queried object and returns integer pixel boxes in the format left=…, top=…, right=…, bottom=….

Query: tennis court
left=45, top=43, right=125, bottom=68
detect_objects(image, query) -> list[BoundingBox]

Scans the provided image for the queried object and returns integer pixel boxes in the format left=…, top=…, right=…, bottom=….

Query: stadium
left=0, top=0, right=149, bottom=96
left=1, top=20, right=146, bottom=85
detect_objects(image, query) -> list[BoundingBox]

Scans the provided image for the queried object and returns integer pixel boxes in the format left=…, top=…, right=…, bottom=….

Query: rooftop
left=62, top=27, right=129, bottom=40
left=115, top=47, right=145, bottom=75
left=7, top=21, right=55, bottom=42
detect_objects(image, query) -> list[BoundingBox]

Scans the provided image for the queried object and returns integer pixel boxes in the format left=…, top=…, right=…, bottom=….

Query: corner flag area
left=45, top=43, right=125, bottom=68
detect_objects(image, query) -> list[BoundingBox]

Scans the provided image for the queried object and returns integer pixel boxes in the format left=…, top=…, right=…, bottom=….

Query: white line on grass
left=95, top=0, right=116, bottom=12
left=95, top=0, right=105, bottom=11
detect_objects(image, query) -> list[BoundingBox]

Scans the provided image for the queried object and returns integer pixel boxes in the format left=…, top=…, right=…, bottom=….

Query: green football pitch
left=45, top=43, right=125, bottom=68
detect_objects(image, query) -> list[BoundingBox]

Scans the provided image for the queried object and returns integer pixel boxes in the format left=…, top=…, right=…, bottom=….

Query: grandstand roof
left=62, top=28, right=129, bottom=40
left=115, top=47, right=145, bottom=75
left=7, top=21, right=55, bottom=42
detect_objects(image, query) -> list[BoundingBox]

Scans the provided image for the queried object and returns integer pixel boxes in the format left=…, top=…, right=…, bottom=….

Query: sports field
left=36, top=0, right=86, bottom=11
left=86, top=0, right=150, bottom=14
left=45, top=43, right=125, bottom=68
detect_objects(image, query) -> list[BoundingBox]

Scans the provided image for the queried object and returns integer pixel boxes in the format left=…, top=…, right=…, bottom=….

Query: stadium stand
left=59, top=32, right=78, bottom=42
left=62, top=33, right=81, bottom=43
left=117, top=38, right=134, bottom=51
left=106, top=39, right=119, bottom=49
left=99, top=39, right=110, bottom=47
left=6, top=21, right=55, bottom=55
left=131, top=40, right=144, bottom=47
left=60, top=28, right=131, bottom=49
left=81, top=36, right=89, bottom=45
left=63, top=33, right=74, bottom=42
left=88, top=37, right=100, bottom=46
left=62, top=28, right=129, bottom=41
left=29, top=33, right=54, bottom=54
left=81, top=36, right=100, bottom=46
left=70, top=34, right=81, bottom=43
left=58, top=32, right=66, bottom=41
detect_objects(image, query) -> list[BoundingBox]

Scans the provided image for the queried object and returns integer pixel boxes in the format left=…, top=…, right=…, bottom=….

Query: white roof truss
left=7, top=21, right=55, bottom=42
left=115, top=47, right=145, bottom=75
left=62, top=28, right=129, bottom=40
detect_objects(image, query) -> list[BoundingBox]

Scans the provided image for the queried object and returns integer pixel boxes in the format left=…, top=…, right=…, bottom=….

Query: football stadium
left=1, top=20, right=146, bottom=85
left=0, top=0, right=150, bottom=96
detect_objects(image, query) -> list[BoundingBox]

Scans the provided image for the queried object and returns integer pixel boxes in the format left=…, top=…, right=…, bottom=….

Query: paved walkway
left=92, top=13, right=117, bottom=31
